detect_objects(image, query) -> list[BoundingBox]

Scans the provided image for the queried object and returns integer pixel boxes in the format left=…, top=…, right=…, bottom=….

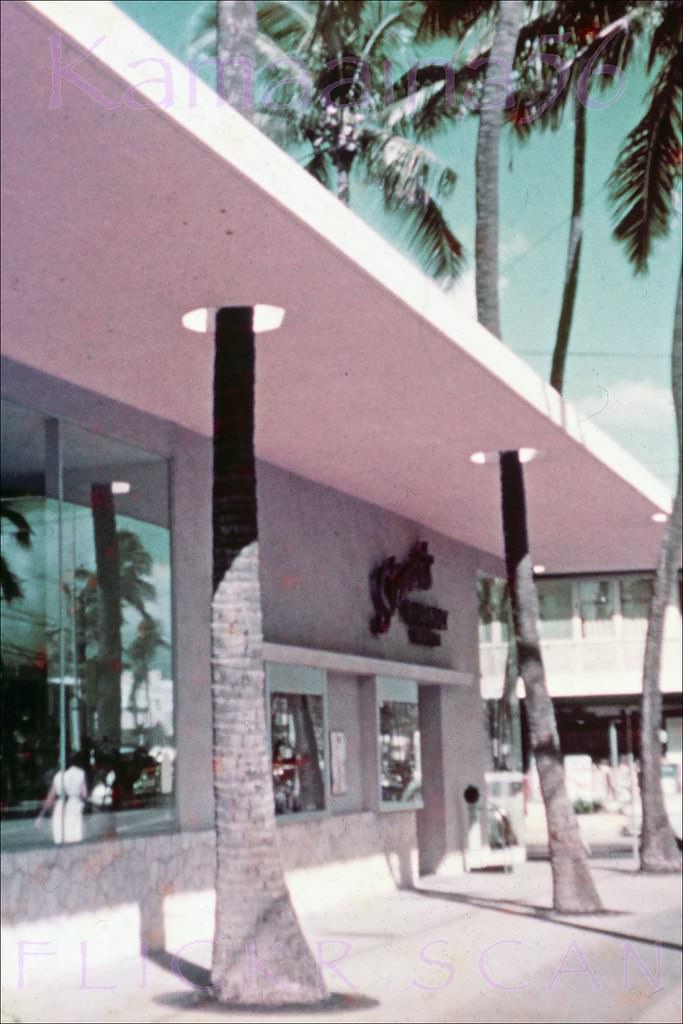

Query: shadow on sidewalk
left=416, top=888, right=683, bottom=952
left=146, top=951, right=379, bottom=1016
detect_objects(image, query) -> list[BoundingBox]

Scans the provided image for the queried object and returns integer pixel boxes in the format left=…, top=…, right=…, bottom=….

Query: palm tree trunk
left=475, top=0, right=523, bottom=338
left=497, top=595, right=519, bottom=771
left=499, top=451, right=603, bottom=912
left=337, top=166, right=350, bottom=205
left=91, top=483, right=122, bottom=746
left=210, top=307, right=325, bottom=1005
left=216, top=0, right=256, bottom=117
left=550, top=91, right=586, bottom=394
left=639, top=270, right=682, bottom=873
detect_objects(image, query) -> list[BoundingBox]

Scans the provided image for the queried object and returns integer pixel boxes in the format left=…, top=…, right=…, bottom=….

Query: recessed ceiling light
left=181, top=305, right=286, bottom=334
left=181, top=307, right=212, bottom=333
left=651, top=512, right=668, bottom=523
left=111, top=481, right=131, bottom=495
left=470, top=448, right=541, bottom=465
left=469, top=450, right=502, bottom=464
left=253, top=305, right=286, bottom=333
left=533, top=564, right=546, bottom=574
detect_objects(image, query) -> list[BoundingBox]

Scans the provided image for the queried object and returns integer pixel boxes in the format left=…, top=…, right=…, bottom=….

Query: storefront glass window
left=380, top=701, right=422, bottom=804
left=1, top=400, right=174, bottom=849
left=270, top=692, right=325, bottom=815
left=267, top=662, right=327, bottom=817
left=378, top=677, right=422, bottom=807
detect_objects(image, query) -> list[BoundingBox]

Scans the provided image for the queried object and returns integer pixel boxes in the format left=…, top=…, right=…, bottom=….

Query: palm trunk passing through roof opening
left=210, top=307, right=325, bottom=1005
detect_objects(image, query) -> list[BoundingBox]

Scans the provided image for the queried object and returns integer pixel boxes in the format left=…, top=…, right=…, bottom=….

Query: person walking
left=36, top=753, right=88, bottom=844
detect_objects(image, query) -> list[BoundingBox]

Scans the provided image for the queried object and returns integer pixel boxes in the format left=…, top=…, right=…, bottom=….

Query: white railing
left=479, top=636, right=682, bottom=698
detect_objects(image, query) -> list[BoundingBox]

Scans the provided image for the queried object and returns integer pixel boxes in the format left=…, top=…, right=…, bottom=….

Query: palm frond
left=0, top=504, right=31, bottom=604
left=361, top=3, right=422, bottom=60
left=508, top=84, right=565, bottom=138
left=509, top=50, right=577, bottom=137
left=1, top=556, right=23, bottom=603
left=185, top=0, right=217, bottom=61
left=384, top=79, right=452, bottom=133
left=254, top=108, right=307, bottom=149
left=186, top=29, right=218, bottom=64
left=187, top=1, right=316, bottom=64
left=608, top=48, right=682, bottom=272
left=389, top=191, right=466, bottom=285
left=648, top=1, right=683, bottom=71
left=1, top=506, right=32, bottom=547
left=254, top=30, right=311, bottom=75
left=257, top=1, right=316, bottom=54
left=509, top=7, right=645, bottom=137
left=310, top=0, right=367, bottom=54
left=514, top=9, right=568, bottom=58
left=387, top=58, right=486, bottom=138
left=304, top=149, right=333, bottom=188
left=363, top=130, right=457, bottom=198
left=361, top=129, right=464, bottom=284
left=417, top=0, right=497, bottom=43
left=116, top=529, right=157, bottom=616
left=254, top=32, right=314, bottom=122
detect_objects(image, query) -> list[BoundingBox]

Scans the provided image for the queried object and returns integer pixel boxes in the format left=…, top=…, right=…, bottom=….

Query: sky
left=117, top=0, right=682, bottom=494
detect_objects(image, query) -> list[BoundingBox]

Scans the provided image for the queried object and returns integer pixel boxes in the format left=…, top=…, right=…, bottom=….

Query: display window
left=377, top=677, right=422, bottom=810
left=1, top=400, right=175, bottom=848
left=267, top=664, right=327, bottom=816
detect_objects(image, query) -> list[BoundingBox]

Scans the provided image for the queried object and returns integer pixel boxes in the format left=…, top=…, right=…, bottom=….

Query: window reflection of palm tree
left=1, top=503, right=33, bottom=807
left=0, top=504, right=32, bottom=604
left=64, top=528, right=167, bottom=744
left=291, top=695, right=324, bottom=812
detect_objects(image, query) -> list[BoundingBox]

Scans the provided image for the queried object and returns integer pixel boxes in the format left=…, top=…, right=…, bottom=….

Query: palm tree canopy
left=510, top=2, right=644, bottom=136
left=117, top=529, right=157, bottom=615
left=417, top=0, right=497, bottom=43
left=608, top=2, right=682, bottom=272
left=187, top=0, right=465, bottom=285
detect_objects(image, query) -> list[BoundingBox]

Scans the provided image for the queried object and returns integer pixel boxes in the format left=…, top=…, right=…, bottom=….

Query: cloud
left=574, top=377, right=677, bottom=488
left=500, top=232, right=530, bottom=263
left=575, top=378, right=673, bottom=432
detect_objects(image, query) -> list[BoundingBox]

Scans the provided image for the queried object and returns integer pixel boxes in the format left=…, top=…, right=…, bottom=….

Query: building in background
left=478, top=571, right=682, bottom=823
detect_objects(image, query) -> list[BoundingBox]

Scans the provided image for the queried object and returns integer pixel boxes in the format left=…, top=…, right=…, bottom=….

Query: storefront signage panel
left=369, top=542, right=449, bottom=647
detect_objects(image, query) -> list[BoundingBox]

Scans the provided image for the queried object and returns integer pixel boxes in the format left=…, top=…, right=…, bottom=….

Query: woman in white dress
left=37, top=756, right=88, bottom=844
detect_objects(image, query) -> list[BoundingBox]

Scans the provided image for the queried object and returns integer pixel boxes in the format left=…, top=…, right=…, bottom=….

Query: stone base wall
left=1, top=811, right=418, bottom=984
left=279, top=810, right=419, bottom=913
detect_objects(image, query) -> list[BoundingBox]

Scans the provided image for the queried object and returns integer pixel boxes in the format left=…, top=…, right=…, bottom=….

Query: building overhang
left=1, top=0, right=676, bottom=573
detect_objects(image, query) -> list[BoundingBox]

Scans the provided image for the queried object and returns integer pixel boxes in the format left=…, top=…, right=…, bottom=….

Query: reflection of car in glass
left=272, top=748, right=308, bottom=814
left=133, top=763, right=160, bottom=800
left=88, top=745, right=161, bottom=810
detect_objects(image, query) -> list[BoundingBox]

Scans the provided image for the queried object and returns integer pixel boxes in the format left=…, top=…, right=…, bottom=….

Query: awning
left=1, top=0, right=675, bottom=573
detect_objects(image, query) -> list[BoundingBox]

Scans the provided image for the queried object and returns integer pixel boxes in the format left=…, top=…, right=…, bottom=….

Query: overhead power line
left=517, top=351, right=669, bottom=358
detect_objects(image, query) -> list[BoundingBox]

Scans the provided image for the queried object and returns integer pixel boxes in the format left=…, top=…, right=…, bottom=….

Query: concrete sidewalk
left=2, top=858, right=681, bottom=1024
left=523, top=805, right=644, bottom=860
